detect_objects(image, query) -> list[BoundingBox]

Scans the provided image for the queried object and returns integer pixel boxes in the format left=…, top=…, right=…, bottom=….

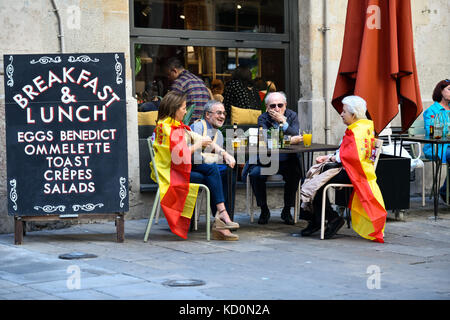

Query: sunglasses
left=268, top=103, right=285, bottom=109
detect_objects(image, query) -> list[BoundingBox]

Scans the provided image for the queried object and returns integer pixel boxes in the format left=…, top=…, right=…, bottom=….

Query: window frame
left=129, top=0, right=299, bottom=110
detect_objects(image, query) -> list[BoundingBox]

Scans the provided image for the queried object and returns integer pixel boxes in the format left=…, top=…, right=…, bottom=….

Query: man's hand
left=290, top=135, right=303, bottom=145
left=268, top=109, right=286, bottom=124
left=223, top=152, right=236, bottom=168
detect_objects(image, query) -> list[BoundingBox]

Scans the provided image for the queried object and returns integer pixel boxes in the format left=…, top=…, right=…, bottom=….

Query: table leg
left=227, top=166, right=235, bottom=220
left=431, top=143, right=443, bottom=221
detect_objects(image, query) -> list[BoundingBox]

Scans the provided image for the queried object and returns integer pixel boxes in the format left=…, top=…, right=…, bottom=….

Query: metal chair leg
left=155, top=202, right=161, bottom=224
left=144, top=189, right=160, bottom=242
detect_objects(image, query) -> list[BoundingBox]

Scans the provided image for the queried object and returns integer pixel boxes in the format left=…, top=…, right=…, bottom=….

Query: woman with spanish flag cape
left=301, top=96, right=387, bottom=242
left=340, top=117, right=387, bottom=243
left=150, top=91, right=239, bottom=240
left=151, top=103, right=200, bottom=239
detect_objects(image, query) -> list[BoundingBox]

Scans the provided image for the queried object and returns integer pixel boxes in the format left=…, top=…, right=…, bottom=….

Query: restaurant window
left=130, top=0, right=298, bottom=110
left=133, top=0, right=284, bottom=33
left=134, top=43, right=285, bottom=103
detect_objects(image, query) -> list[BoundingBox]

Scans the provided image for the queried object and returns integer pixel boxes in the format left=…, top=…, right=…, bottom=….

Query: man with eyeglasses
left=243, top=91, right=302, bottom=225
left=190, top=100, right=237, bottom=216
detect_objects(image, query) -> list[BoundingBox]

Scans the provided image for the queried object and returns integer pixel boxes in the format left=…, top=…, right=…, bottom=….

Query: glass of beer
left=303, top=133, right=312, bottom=147
left=283, top=135, right=291, bottom=147
left=232, top=137, right=241, bottom=148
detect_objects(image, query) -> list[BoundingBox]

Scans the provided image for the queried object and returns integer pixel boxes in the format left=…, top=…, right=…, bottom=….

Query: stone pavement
left=0, top=197, right=449, bottom=301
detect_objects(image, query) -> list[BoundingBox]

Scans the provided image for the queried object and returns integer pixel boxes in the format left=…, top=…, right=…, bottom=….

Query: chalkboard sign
left=3, top=53, right=128, bottom=216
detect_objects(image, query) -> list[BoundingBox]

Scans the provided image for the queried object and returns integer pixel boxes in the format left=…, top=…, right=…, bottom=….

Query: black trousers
left=248, top=155, right=301, bottom=208
left=311, top=167, right=351, bottom=226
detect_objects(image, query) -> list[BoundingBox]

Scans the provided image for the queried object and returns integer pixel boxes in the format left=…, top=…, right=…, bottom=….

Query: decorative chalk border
left=68, top=55, right=99, bottom=63
left=9, top=179, right=18, bottom=211
left=6, top=56, right=14, bottom=87
left=114, top=54, right=123, bottom=85
left=30, top=56, right=62, bottom=64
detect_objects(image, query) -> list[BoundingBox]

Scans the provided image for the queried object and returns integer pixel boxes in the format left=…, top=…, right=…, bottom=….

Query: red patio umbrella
left=332, top=0, right=423, bottom=135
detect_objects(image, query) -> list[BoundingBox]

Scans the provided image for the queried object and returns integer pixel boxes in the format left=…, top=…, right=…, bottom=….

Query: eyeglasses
left=268, top=103, right=285, bottom=109
left=209, top=111, right=227, bottom=116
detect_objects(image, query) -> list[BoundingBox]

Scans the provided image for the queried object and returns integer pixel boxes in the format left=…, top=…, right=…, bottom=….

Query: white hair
left=265, top=91, right=287, bottom=105
left=342, top=95, right=367, bottom=119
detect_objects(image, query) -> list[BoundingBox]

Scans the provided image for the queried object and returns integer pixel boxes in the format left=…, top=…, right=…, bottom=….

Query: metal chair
left=378, top=122, right=425, bottom=206
left=319, top=138, right=383, bottom=240
left=144, top=137, right=211, bottom=242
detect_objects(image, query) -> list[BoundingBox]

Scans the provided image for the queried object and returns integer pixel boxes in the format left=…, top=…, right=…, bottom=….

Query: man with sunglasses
left=243, top=92, right=302, bottom=225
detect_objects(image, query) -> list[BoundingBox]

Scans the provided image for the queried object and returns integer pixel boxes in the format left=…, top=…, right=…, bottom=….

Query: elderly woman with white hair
left=300, top=95, right=387, bottom=242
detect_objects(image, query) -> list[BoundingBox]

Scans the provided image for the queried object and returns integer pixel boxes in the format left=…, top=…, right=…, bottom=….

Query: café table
left=226, top=142, right=339, bottom=220
left=399, top=136, right=449, bottom=220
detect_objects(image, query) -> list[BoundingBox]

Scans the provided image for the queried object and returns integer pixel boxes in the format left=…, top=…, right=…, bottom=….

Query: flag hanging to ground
left=151, top=117, right=199, bottom=239
left=340, top=119, right=387, bottom=243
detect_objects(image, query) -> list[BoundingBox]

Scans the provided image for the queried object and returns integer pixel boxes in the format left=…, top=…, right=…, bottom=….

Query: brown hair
left=432, top=79, right=450, bottom=102
left=211, top=79, right=224, bottom=95
left=156, top=91, right=187, bottom=122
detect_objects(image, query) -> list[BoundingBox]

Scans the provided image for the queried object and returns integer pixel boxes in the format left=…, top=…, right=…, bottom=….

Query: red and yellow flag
left=340, top=119, right=387, bottom=243
left=151, top=117, right=199, bottom=239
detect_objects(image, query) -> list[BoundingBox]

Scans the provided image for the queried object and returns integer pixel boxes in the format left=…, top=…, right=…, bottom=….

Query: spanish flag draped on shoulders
left=150, top=117, right=199, bottom=239
left=339, top=119, right=387, bottom=243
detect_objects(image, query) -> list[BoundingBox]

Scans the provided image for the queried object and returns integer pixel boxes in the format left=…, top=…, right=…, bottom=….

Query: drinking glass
left=303, top=133, right=312, bottom=147
left=283, top=135, right=291, bottom=147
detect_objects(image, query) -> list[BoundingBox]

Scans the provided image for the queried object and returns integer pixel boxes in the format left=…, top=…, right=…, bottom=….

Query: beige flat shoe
left=212, top=228, right=239, bottom=241
left=214, top=213, right=240, bottom=230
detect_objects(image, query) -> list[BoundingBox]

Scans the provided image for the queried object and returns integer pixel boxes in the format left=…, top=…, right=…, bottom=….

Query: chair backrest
left=373, top=138, right=383, bottom=170
left=147, top=136, right=160, bottom=185
left=408, top=119, right=426, bottom=136
left=378, top=123, right=393, bottom=145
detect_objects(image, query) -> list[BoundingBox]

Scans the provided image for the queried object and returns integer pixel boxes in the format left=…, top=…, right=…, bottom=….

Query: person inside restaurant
left=222, top=66, right=261, bottom=123
left=242, top=91, right=301, bottom=225
left=151, top=91, right=239, bottom=241
left=422, top=79, right=450, bottom=203
left=299, top=96, right=387, bottom=242
left=164, top=57, right=211, bottom=123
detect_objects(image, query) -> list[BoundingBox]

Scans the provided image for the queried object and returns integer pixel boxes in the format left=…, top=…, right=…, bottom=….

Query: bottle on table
left=258, top=126, right=266, bottom=148
left=232, top=123, right=240, bottom=148
left=279, top=126, right=284, bottom=148
left=430, top=115, right=434, bottom=139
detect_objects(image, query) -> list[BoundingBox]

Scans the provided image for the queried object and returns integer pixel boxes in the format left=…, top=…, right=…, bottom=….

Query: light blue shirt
left=422, top=101, right=450, bottom=163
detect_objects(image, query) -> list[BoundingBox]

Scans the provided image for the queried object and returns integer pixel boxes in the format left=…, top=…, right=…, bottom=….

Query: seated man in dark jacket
left=243, top=92, right=301, bottom=225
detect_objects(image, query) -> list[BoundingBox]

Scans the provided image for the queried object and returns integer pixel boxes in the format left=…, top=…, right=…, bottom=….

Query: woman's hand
left=315, top=155, right=329, bottom=164
left=316, top=155, right=336, bottom=164
left=190, top=136, right=212, bottom=153
left=290, top=135, right=303, bottom=145
left=201, top=136, right=212, bottom=147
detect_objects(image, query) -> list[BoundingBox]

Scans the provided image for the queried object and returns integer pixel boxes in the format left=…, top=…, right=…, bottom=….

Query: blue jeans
left=439, top=148, right=450, bottom=197
left=190, top=163, right=235, bottom=213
